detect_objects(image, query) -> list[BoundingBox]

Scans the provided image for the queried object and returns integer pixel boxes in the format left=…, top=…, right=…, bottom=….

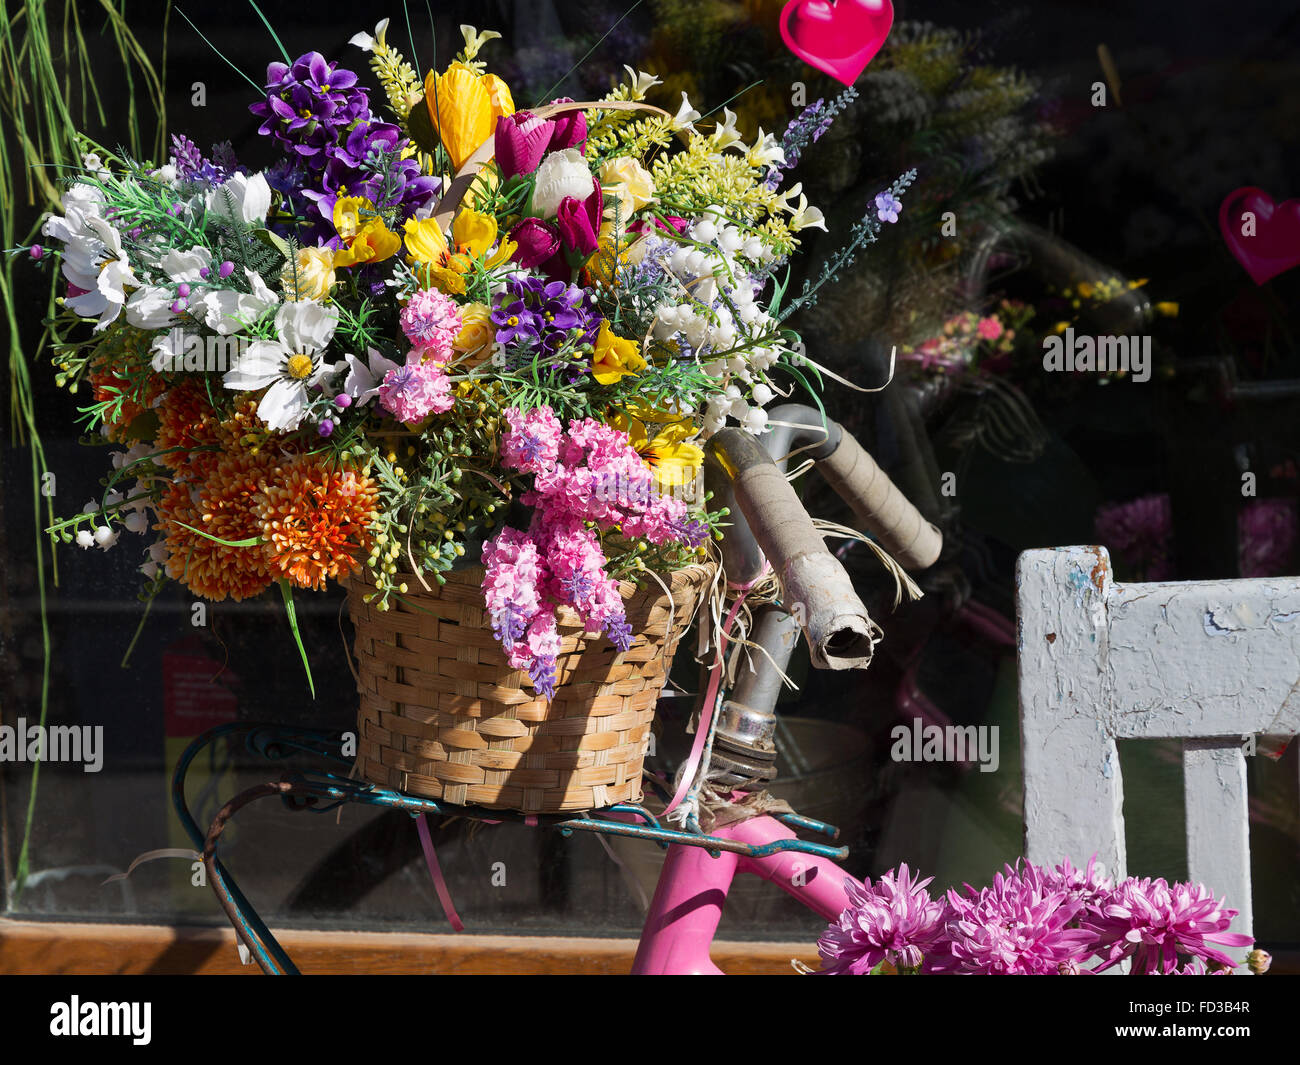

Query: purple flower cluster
left=249, top=52, right=437, bottom=233
left=169, top=134, right=239, bottom=186
left=764, top=86, right=859, bottom=190
left=1095, top=493, right=1174, bottom=581
left=817, top=857, right=1255, bottom=975
left=491, top=276, right=602, bottom=360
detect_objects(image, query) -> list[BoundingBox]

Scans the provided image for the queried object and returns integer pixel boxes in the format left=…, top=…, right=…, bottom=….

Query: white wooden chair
left=1017, top=545, right=1300, bottom=961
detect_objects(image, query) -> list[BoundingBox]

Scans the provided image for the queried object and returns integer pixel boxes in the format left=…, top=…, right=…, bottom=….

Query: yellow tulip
left=403, top=217, right=450, bottom=264
left=451, top=208, right=498, bottom=257
left=592, top=321, right=647, bottom=385
left=334, top=221, right=401, bottom=267
left=425, top=62, right=502, bottom=171
left=482, top=73, right=515, bottom=121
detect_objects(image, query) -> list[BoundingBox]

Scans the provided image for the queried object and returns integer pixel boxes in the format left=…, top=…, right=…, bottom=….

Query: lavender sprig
left=778, top=167, right=917, bottom=323
left=764, top=86, right=860, bottom=190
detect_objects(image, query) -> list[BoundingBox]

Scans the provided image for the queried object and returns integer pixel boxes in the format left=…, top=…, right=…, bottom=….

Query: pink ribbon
left=417, top=813, right=465, bottom=931
left=663, top=570, right=767, bottom=816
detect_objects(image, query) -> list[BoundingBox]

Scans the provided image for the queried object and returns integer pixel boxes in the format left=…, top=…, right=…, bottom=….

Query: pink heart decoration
left=780, top=0, right=894, bottom=87
left=1219, top=187, right=1300, bottom=285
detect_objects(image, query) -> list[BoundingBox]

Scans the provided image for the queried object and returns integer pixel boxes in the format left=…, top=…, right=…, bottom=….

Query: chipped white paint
left=1017, top=546, right=1300, bottom=966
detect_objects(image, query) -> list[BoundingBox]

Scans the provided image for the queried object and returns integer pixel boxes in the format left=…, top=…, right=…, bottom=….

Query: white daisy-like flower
left=710, top=108, right=744, bottom=152
left=79, top=217, right=138, bottom=331
left=745, top=129, right=786, bottom=169
left=223, top=301, right=339, bottom=431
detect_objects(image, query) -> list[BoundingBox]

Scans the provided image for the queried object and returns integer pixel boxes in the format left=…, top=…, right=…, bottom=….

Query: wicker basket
left=346, top=563, right=714, bottom=814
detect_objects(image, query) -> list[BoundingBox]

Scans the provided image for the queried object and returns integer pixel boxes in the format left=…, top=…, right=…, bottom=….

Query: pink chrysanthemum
left=816, top=864, right=950, bottom=975
left=378, top=361, right=453, bottom=423
left=944, top=862, right=1097, bottom=975
left=1085, top=877, right=1254, bottom=974
left=399, top=288, right=462, bottom=362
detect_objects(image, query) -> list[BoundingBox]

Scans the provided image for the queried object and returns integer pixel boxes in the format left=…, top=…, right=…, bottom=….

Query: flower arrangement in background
left=898, top=300, right=1033, bottom=379
left=815, top=858, right=1261, bottom=975
left=33, top=17, right=914, bottom=698
left=1094, top=493, right=1174, bottom=582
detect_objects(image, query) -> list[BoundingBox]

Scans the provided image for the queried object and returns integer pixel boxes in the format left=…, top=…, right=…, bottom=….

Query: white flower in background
left=750, top=382, right=774, bottom=407
left=150, top=163, right=180, bottom=185
left=691, top=218, right=717, bottom=244
left=206, top=172, right=272, bottom=226
left=741, top=236, right=766, bottom=260
left=341, top=347, right=400, bottom=406
left=718, top=226, right=745, bottom=255
left=622, top=66, right=662, bottom=99
left=531, top=148, right=595, bottom=218
left=201, top=268, right=280, bottom=335
left=350, top=17, right=390, bottom=52
left=745, top=130, right=786, bottom=170
left=670, top=93, right=701, bottom=132
left=223, top=300, right=339, bottom=431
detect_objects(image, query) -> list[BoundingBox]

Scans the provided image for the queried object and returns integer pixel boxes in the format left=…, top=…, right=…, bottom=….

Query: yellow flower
left=610, top=408, right=704, bottom=488
left=599, top=156, right=656, bottom=220
left=424, top=62, right=511, bottom=171
left=332, top=196, right=400, bottom=266
left=482, top=73, right=515, bottom=121
left=452, top=208, right=498, bottom=257
left=591, top=321, right=646, bottom=384
left=403, top=216, right=450, bottom=264
left=280, top=246, right=338, bottom=301
left=587, top=222, right=636, bottom=287
left=453, top=302, right=495, bottom=366
left=1076, top=281, right=1095, bottom=299
left=1155, top=301, right=1180, bottom=317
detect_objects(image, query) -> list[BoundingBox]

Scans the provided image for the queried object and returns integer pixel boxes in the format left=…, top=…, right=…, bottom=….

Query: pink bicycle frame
left=630, top=814, right=851, bottom=975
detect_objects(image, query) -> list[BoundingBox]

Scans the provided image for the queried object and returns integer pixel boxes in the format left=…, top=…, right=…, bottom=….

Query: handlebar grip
left=706, top=430, right=878, bottom=671
left=819, top=431, right=943, bottom=571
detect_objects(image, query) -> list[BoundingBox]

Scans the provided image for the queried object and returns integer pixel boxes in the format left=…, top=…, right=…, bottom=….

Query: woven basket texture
left=347, top=563, right=714, bottom=813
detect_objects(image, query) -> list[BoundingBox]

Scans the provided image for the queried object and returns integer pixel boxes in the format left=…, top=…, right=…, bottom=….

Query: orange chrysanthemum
left=254, top=454, right=379, bottom=591
left=89, top=367, right=164, bottom=444
left=153, top=378, right=225, bottom=481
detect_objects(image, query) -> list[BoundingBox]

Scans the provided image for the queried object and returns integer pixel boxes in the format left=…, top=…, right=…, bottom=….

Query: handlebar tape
left=818, top=430, right=943, bottom=571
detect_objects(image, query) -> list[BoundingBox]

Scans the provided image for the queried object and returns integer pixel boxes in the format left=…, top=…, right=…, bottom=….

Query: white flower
left=622, top=66, right=662, bottom=99
left=531, top=148, right=595, bottom=219
left=82, top=152, right=110, bottom=181
left=126, top=286, right=180, bottom=330
left=161, top=246, right=212, bottom=284
left=141, top=561, right=159, bottom=579
left=788, top=194, right=827, bottom=233
left=93, top=526, right=119, bottom=549
left=745, top=129, right=786, bottom=169
left=79, top=217, right=137, bottom=330
left=750, top=382, right=774, bottom=406
left=206, top=172, right=272, bottom=226
left=710, top=109, right=743, bottom=152
left=741, top=407, right=769, bottom=435
left=150, top=163, right=180, bottom=185
left=350, top=17, right=390, bottom=52
left=670, top=92, right=702, bottom=132
left=342, top=346, right=401, bottom=406
left=691, top=219, right=718, bottom=244
left=200, top=269, right=280, bottom=334
left=223, top=301, right=339, bottom=431
left=124, top=511, right=148, bottom=534
left=76, top=530, right=95, bottom=549
left=741, top=236, right=766, bottom=260
left=718, top=226, right=745, bottom=254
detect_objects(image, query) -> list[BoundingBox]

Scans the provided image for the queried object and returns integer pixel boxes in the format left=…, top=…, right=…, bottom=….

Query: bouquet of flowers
left=36, top=18, right=914, bottom=701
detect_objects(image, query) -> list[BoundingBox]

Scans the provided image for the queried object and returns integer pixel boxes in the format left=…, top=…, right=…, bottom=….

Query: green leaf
left=170, top=520, right=263, bottom=548
left=254, top=227, right=292, bottom=261
left=278, top=580, right=316, bottom=699
left=406, top=95, right=440, bottom=155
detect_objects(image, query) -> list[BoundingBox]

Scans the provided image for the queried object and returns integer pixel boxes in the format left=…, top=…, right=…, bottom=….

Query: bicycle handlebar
left=705, top=429, right=878, bottom=671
